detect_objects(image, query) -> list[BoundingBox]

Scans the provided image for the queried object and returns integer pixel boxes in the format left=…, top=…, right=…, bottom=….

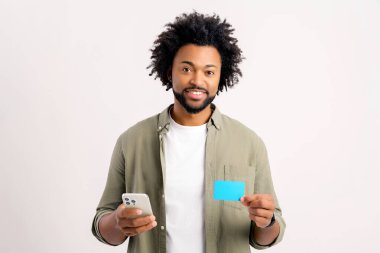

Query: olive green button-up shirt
left=92, top=104, right=285, bottom=252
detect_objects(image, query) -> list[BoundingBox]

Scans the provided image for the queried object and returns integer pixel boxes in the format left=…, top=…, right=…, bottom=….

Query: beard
left=172, top=88, right=216, bottom=114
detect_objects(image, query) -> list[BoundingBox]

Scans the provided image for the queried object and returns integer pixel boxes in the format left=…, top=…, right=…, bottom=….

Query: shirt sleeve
left=249, top=136, right=286, bottom=249
left=91, top=135, right=126, bottom=245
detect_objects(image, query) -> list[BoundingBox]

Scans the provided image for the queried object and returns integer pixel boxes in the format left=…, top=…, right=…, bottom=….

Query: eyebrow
left=180, top=61, right=217, bottom=68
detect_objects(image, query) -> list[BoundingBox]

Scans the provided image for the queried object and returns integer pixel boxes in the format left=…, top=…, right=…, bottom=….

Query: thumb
left=240, top=195, right=256, bottom=206
left=240, top=195, right=253, bottom=206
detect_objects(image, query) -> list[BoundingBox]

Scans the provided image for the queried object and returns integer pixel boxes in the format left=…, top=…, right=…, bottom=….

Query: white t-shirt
left=164, top=115, right=207, bottom=253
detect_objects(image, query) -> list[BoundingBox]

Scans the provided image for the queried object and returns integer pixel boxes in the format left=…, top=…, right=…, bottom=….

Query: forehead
left=173, top=44, right=221, bottom=67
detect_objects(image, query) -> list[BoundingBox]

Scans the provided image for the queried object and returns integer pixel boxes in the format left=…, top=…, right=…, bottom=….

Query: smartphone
left=121, top=193, right=153, bottom=218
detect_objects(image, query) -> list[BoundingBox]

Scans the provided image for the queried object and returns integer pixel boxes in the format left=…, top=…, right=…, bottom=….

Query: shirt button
left=160, top=226, right=165, bottom=230
left=158, top=126, right=162, bottom=130
left=162, top=194, right=165, bottom=198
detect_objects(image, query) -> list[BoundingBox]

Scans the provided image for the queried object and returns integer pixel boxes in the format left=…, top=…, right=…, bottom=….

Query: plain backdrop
left=1, top=0, right=379, bottom=252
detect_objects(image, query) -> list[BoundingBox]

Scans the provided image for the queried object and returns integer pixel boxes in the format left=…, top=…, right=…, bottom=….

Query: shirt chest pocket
left=220, top=164, right=256, bottom=210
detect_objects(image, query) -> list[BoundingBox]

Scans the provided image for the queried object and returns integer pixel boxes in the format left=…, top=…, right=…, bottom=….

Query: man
left=92, top=12, right=285, bottom=253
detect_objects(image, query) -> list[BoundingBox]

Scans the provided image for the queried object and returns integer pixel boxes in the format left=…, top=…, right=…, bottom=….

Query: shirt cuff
left=91, top=209, right=117, bottom=246
left=249, top=211, right=286, bottom=250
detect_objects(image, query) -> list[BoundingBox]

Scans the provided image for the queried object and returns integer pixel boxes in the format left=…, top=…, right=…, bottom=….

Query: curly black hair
left=147, top=11, right=244, bottom=94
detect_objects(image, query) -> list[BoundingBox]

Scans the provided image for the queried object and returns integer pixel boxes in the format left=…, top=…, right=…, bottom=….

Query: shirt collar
left=157, top=104, right=222, bottom=134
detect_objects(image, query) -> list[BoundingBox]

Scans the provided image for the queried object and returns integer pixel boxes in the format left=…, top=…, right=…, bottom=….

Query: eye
left=206, top=70, right=214, bottom=76
left=182, top=67, right=191, bottom=73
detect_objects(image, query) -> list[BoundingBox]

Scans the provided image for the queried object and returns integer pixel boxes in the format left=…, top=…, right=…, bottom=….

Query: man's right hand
left=114, top=204, right=157, bottom=237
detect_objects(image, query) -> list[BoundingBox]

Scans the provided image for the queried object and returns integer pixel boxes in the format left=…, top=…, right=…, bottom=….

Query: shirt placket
left=158, top=123, right=169, bottom=253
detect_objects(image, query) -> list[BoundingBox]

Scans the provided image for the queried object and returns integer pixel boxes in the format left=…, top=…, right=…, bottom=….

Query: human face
left=171, top=44, right=221, bottom=114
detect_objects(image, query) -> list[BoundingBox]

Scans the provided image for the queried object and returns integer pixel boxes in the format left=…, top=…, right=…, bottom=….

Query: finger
left=254, top=194, right=273, bottom=201
left=115, top=203, right=127, bottom=217
left=134, top=220, right=157, bottom=234
left=249, top=214, right=271, bottom=228
left=121, top=221, right=157, bottom=236
left=124, top=231, right=137, bottom=237
left=240, top=195, right=256, bottom=205
left=248, top=207, right=273, bottom=219
left=249, top=199, right=275, bottom=210
left=241, top=194, right=273, bottom=205
left=120, top=207, right=143, bottom=218
left=116, top=204, right=138, bottom=218
left=240, top=195, right=259, bottom=207
left=122, top=215, right=156, bottom=228
left=240, top=197, right=248, bottom=206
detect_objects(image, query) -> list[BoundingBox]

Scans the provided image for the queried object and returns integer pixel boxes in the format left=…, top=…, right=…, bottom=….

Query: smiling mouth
left=185, top=87, right=208, bottom=94
left=186, top=89, right=206, bottom=94
left=184, top=89, right=207, bottom=100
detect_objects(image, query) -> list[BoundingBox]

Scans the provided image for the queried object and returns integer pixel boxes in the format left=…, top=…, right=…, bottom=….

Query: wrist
left=265, top=214, right=276, bottom=228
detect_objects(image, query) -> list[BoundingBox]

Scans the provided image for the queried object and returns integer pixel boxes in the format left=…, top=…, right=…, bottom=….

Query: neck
left=171, top=101, right=213, bottom=126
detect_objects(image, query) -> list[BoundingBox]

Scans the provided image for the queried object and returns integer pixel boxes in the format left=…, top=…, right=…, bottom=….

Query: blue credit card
left=213, top=180, right=245, bottom=201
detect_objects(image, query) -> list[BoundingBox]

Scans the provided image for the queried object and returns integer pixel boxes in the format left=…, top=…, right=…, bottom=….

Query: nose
left=190, top=70, right=205, bottom=87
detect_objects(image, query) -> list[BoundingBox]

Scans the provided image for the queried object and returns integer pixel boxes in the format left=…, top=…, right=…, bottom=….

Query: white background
left=1, top=0, right=379, bottom=252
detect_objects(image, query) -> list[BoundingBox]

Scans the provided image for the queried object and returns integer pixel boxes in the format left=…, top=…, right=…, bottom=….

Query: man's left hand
left=240, top=194, right=275, bottom=228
